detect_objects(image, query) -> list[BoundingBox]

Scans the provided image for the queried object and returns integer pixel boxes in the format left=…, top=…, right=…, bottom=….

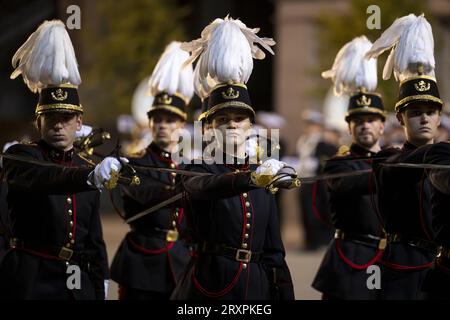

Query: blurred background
left=1, top=0, right=450, bottom=299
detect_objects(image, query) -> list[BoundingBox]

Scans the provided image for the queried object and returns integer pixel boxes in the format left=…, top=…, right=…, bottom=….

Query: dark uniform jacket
left=110, top=142, right=190, bottom=294
left=171, top=157, right=294, bottom=300
left=421, top=141, right=450, bottom=298
left=0, top=140, right=109, bottom=300
left=312, top=144, right=384, bottom=299
left=375, top=141, right=436, bottom=300
left=0, top=176, right=8, bottom=259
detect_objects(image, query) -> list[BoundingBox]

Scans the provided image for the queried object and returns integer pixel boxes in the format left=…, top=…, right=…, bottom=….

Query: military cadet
left=0, top=20, right=124, bottom=300
left=110, top=42, right=193, bottom=300
left=366, top=14, right=442, bottom=299
left=312, top=36, right=387, bottom=300
left=172, top=16, right=294, bottom=300
left=421, top=141, right=450, bottom=299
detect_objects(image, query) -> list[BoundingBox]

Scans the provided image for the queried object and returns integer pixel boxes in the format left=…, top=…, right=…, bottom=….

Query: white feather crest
left=181, top=15, right=275, bottom=84
left=148, top=41, right=194, bottom=103
left=365, top=14, right=435, bottom=82
left=322, top=36, right=377, bottom=96
left=11, top=20, right=81, bottom=93
left=193, top=55, right=217, bottom=101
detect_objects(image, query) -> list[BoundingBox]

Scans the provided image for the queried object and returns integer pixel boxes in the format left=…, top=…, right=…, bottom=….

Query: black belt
left=132, top=228, right=179, bottom=242
left=199, top=242, right=263, bottom=263
left=334, top=229, right=387, bottom=250
left=9, top=238, right=84, bottom=263
left=387, top=234, right=437, bottom=252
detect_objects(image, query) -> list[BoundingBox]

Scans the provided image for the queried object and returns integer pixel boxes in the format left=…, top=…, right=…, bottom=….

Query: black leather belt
left=334, top=229, right=387, bottom=250
left=9, top=238, right=83, bottom=263
left=199, top=242, right=263, bottom=263
left=387, top=233, right=437, bottom=252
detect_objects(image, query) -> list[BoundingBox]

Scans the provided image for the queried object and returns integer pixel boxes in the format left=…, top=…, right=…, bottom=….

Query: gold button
left=68, top=209, right=73, bottom=216
left=172, top=221, right=177, bottom=227
left=171, top=172, right=177, bottom=177
left=69, top=221, right=73, bottom=227
left=170, top=163, right=176, bottom=169
left=246, top=213, right=251, bottom=218
left=246, top=223, right=251, bottom=230
left=244, top=233, right=249, bottom=239
left=68, top=233, right=73, bottom=239
left=242, top=263, right=247, bottom=269
left=235, top=169, right=240, bottom=173
left=243, top=193, right=248, bottom=198
left=245, top=202, right=250, bottom=208
left=65, top=261, right=69, bottom=267
left=242, top=243, right=248, bottom=249
left=67, top=197, right=72, bottom=204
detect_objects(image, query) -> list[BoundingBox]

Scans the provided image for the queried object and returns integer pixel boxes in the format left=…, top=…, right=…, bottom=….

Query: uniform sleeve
left=324, top=158, right=371, bottom=196
left=182, top=164, right=256, bottom=200
left=376, top=145, right=431, bottom=187
left=425, top=142, right=450, bottom=194
left=4, top=144, right=93, bottom=194
left=121, top=177, right=177, bottom=216
left=262, top=195, right=295, bottom=300
left=85, top=192, right=109, bottom=300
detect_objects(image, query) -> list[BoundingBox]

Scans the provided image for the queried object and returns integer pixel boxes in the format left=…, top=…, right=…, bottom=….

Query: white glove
left=88, top=157, right=128, bottom=189
left=251, top=159, right=286, bottom=188
left=104, top=279, right=109, bottom=300
left=255, top=159, right=286, bottom=176
left=75, top=125, right=93, bottom=139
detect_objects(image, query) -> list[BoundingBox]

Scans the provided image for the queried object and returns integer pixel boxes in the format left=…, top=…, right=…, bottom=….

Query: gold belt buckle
left=166, top=230, right=179, bottom=242
left=235, top=249, right=252, bottom=263
left=58, top=247, right=74, bottom=261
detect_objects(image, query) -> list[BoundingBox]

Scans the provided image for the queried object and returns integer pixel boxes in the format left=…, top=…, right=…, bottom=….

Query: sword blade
left=380, top=162, right=450, bottom=170
left=125, top=193, right=184, bottom=224
left=300, top=169, right=372, bottom=184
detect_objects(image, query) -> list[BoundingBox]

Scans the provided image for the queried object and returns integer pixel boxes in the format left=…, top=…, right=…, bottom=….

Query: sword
left=125, top=193, right=184, bottom=224
left=380, top=162, right=450, bottom=170
left=0, top=152, right=137, bottom=187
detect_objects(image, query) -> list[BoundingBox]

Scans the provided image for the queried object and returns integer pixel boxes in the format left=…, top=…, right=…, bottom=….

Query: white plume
left=193, top=55, right=217, bottom=101
left=322, top=36, right=377, bottom=96
left=365, top=14, right=435, bottom=82
left=11, top=20, right=81, bottom=93
left=148, top=41, right=194, bottom=103
left=181, top=15, right=275, bottom=84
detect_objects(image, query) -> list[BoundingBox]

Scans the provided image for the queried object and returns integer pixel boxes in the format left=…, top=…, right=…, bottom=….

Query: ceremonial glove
left=75, top=125, right=93, bottom=139
left=251, top=159, right=286, bottom=187
left=88, top=157, right=128, bottom=190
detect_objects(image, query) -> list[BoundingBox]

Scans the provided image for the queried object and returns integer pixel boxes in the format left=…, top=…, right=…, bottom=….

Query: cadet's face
left=39, top=113, right=82, bottom=151
left=348, top=114, right=384, bottom=149
left=149, top=111, right=185, bottom=148
left=210, top=111, right=252, bottom=148
left=397, top=104, right=441, bottom=145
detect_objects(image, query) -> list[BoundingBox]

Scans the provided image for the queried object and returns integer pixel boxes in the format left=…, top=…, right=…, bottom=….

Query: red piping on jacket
left=192, top=188, right=248, bottom=298
left=335, top=239, right=383, bottom=270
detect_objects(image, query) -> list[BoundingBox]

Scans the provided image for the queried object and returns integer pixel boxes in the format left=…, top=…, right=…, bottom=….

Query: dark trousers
left=299, top=182, right=333, bottom=250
